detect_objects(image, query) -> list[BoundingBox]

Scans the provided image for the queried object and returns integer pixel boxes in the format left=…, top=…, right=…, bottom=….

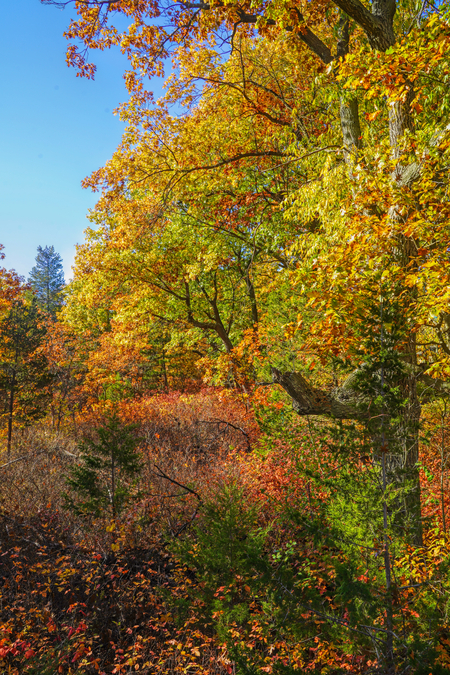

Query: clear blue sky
left=0, top=1, right=162, bottom=282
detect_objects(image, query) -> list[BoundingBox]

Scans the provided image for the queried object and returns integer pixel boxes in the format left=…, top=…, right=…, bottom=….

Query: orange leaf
left=366, top=110, right=382, bottom=122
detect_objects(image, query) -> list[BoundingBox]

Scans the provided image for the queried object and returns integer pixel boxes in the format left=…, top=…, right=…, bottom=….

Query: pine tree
left=64, top=409, right=142, bottom=518
left=28, top=245, right=65, bottom=316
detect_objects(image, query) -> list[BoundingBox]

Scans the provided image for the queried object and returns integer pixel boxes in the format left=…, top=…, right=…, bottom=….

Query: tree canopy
left=38, top=0, right=450, bottom=550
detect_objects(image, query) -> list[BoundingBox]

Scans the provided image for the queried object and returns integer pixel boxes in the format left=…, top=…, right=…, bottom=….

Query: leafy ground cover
left=1, top=391, right=450, bottom=674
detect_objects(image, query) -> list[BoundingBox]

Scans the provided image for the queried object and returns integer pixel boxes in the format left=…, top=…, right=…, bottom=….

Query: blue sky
left=0, top=1, right=163, bottom=281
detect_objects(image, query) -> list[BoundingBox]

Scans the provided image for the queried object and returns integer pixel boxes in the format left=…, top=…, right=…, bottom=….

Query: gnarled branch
left=271, top=367, right=370, bottom=420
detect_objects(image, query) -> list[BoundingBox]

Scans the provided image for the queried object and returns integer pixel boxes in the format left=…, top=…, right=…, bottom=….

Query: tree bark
left=340, top=98, right=362, bottom=158
left=245, top=269, right=259, bottom=326
left=385, top=58, right=423, bottom=543
left=271, top=367, right=371, bottom=419
left=272, top=363, right=423, bottom=545
left=336, top=15, right=363, bottom=164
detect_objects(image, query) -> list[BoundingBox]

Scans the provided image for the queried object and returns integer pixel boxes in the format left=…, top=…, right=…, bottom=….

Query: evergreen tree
left=64, top=410, right=142, bottom=518
left=28, top=245, right=65, bottom=316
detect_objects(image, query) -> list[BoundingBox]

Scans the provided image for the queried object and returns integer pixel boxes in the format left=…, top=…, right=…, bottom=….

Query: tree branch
left=181, top=2, right=333, bottom=63
left=332, top=0, right=396, bottom=49
left=271, top=367, right=371, bottom=419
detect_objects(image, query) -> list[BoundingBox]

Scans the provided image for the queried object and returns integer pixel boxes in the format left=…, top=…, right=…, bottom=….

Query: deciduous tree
left=0, top=297, right=52, bottom=458
left=43, top=0, right=450, bottom=546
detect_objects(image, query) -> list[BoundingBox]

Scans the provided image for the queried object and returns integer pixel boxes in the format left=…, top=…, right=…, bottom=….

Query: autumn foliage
left=2, top=0, right=450, bottom=671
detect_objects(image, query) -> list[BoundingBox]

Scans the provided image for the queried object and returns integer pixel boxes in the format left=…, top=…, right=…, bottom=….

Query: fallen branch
left=152, top=464, right=202, bottom=537
left=153, top=464, right=202, bottom=503
left=0, top=449, right=49, bottom=471
left=199, top=419, right=251, bottom=450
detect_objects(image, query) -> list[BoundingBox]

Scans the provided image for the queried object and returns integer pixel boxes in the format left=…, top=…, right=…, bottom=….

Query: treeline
left=0, top=245, right=64, bottom=457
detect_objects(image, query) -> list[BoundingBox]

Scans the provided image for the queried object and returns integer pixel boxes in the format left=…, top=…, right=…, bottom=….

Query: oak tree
left=43, top=0, right=450, bottom=547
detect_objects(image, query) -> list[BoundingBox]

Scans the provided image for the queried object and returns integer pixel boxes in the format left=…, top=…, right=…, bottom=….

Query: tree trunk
left=335, top=0, right=422, bottom=544
left=7, top=368, right=16, bottom=461
left=161, top=347, right=169, bottom=391
left=337, top=14, right=362, bottom=163
left=386, top=77, right=423, bottom=544
left=340, top=97, right=362, bottom=159
left=245, top=269, right=259, bottom=326
left=111, top=449, right=116, bottom=520
left=271, top=363, right=423, bottom=545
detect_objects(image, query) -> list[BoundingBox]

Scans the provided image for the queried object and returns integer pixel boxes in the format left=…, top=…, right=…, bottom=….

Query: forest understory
left=1, top=385, right=450, bottom=675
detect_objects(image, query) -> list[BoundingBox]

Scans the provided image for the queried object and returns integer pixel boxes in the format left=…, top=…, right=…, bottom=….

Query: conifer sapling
left=64, top=409, right=142, bottom=518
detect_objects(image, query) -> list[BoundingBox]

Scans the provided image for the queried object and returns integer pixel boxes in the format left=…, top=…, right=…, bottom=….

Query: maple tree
left=0, top=300, right=52, bottom=457
left=40, top=318, right=89, bottom=431
left=0, top=255, right=53, bottom=459
left=0, top=245, right=23, bottom=313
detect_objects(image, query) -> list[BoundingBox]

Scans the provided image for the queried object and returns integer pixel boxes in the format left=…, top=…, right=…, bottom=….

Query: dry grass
left=0, top=392, right=255, bottom=673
